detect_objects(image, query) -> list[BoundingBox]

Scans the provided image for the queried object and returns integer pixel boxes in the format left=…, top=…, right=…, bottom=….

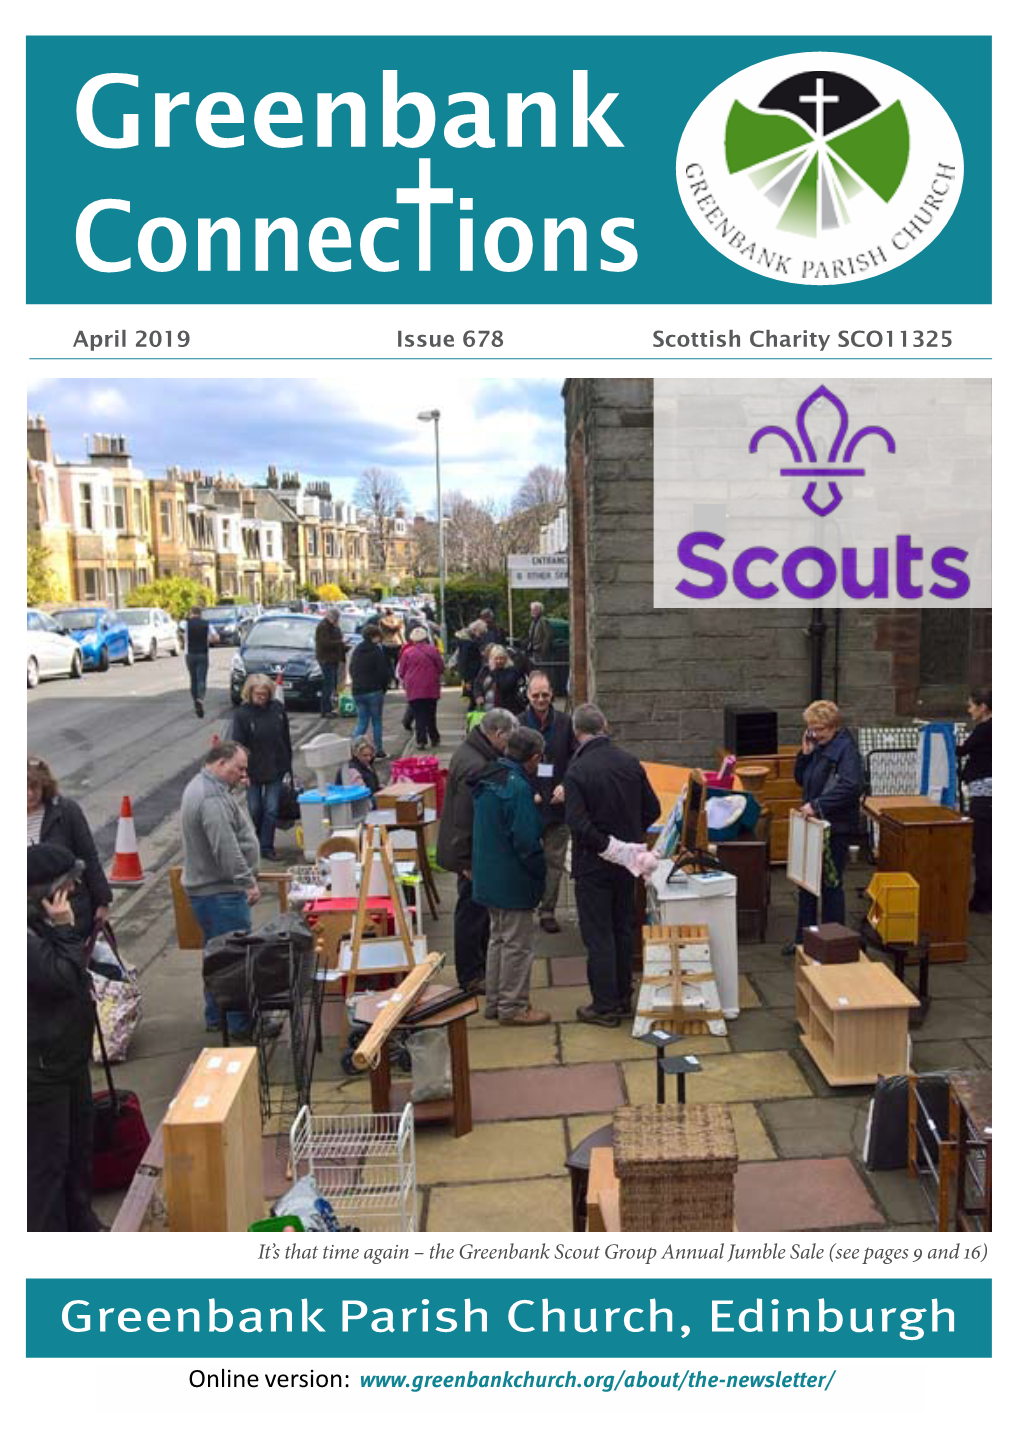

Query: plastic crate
left=866, top=872, right=920, bottom=945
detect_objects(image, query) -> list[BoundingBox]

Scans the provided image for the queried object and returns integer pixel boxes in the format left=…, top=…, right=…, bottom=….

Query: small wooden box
left=395, top=792, right=426, bottom=825
left=376, top=778, right=427, bottom=809
left=801, top=923, right=860, bottom=964
left=163, top=1048, right=264, bottom=1232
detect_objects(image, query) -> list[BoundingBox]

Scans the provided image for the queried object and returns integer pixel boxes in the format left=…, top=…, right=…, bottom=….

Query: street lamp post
left=417, top=408, right=446, bottom=655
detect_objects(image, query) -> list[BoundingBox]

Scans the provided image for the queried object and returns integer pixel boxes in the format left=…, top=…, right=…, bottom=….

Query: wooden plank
left=352, top=953, right=444, bottom=1069
left=586, top=1148, right=620, bottom=1232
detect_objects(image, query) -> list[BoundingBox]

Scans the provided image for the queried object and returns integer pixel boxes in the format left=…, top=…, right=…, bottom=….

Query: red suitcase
left=92, top=1000, right=150, bottom=1192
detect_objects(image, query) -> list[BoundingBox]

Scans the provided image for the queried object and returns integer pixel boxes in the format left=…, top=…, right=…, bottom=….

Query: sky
left=26, top=376, right=565, bottom=512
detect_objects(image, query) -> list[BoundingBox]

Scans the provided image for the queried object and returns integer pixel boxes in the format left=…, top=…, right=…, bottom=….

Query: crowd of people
left=26, top=581, right=993, bottom=1228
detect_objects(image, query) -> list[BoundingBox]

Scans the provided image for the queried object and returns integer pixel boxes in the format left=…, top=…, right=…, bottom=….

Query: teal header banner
left=27, top=1278, right=990, bottom=1357
left=25, top=35, right=989, bottom=303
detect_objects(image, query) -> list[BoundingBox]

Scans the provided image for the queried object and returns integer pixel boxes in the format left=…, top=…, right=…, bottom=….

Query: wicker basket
left=613, top=1104, right=737, bottom=1231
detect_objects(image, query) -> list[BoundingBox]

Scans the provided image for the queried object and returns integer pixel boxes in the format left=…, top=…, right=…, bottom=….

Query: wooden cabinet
left=795, top=957, right=916, bottom=1086
left=163, top=1048, right=264, bottom=1231
left=872, top=805, right=972, bottom=963
left=721, top=747, right=800, bottom=862
left=715, top=839, right=769, bottom=941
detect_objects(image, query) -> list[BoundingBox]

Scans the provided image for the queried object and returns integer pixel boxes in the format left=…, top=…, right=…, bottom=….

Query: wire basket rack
left=289, top=1104, right=417, bottom=1232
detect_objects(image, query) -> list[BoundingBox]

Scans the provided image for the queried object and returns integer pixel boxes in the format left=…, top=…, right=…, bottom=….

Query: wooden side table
left=795, top=957, right=917, bottom=1086
left=353, top=987, right=476, bottom=1136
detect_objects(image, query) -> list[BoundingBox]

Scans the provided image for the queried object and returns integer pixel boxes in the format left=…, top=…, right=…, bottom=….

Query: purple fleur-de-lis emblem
left=748, top=386, right=896, bottom=516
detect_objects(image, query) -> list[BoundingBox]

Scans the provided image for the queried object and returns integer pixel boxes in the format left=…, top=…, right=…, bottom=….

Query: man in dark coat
left=27, top=843, right=105, bottom=1231
left=565, top=703, right=661, bottom=1026
left=436, top=708, right=518, bottom=991
left=788, top=699, right=864, bottom=949
left=314, top=608, right=347, bottom=717
left=521, top=670, right=575, bottom=933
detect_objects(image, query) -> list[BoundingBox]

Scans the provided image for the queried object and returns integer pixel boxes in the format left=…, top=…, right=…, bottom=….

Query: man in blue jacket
left=787, top=699, right=864, bottom=952
left=471, top=727, right=549, bottom=1026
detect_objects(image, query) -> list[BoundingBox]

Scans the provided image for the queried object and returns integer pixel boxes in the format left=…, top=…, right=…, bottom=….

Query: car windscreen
left=245, top=619, right=318, bottom=649
left=116, top=609, right=150, bottom=625
left=53, top=610, right=99, bottom=630
left=203, top=607, right=238, bottom=621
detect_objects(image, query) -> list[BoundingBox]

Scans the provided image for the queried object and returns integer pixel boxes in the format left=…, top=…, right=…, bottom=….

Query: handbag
left=339, top=691, right=357, bottom=717
left=88, top=922, right=142, bottom=1065
left=277, top=772, right=301, bottom=828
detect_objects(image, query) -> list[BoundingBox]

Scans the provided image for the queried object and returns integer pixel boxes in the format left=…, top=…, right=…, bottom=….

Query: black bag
left=202, top=912, right=315, bottom=1011
left=277, top=773, right=301, bottom=828
left=91, top=1000, right=151, bottom=1192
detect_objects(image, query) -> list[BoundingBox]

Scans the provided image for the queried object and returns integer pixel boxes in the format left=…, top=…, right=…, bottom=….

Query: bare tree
left=512, top=464, right=565, bottom=519
left=353, top=466, right=409, bottom=570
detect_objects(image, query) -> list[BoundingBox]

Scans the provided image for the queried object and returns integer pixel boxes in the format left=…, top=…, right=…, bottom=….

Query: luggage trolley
left=289, top=1103, right=417, bottom=1232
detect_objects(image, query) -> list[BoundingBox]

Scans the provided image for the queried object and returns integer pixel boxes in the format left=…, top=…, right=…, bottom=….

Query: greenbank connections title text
left=74, top=71, right=637, bottom=277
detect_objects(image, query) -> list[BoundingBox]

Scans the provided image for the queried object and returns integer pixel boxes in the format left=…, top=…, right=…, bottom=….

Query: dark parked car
left=229, top=613, right=325, bottom=708
left=202, top=604, right=245, bottom=646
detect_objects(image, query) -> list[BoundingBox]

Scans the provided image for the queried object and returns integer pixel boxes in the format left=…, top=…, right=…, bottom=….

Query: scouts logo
left=677, top=52, right=963, bottom=286
left=749, top=386, right=895, bottom=517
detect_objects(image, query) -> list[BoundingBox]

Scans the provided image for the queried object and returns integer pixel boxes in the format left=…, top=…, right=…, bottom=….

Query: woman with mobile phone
left=27, top=843, right=104, bottom=1231
left=782, top=699, right=864, bottom=956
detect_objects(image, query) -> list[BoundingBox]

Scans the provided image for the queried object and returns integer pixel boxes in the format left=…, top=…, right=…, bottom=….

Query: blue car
left=51, top=606, right=134, bottom=672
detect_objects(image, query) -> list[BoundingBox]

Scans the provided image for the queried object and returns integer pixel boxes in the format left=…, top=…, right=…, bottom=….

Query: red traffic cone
left=109, top=795, right=145, bottom=887
left=274, top=669, right=285, bottom=703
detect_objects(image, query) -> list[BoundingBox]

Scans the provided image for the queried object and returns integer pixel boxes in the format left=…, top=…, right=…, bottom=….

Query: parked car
left=50, top=606, right=133, bottom=671
left=202, top=604, right=245, bottom=646
left=27, top=608, right=84, bottom=687
left=229, top=613, right=325, bottom=708
left=115, top=606, right=181, bottom=661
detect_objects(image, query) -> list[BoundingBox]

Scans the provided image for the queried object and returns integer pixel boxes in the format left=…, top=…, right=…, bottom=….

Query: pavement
left=40, top=675, right=991, bottom=1233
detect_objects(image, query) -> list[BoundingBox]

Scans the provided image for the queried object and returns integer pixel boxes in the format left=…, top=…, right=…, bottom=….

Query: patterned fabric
left=969, top=777, right=992, bottom=798
left=27, top=809, right=44, bottom=845
left=89, top=935, right=142, bottom=1064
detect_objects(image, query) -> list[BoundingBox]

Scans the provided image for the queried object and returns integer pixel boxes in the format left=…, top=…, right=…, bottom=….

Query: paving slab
left=748, top=969, right=796, bottom=1008
left=759, top=1096, right=869, bottom=1159
left=566, top=1114, right=613, bottom=1151
left=862, top=1167, right=935, bottom=1226
left=623, top=1049, right=811, bottom=1107
left=909, top=1039, right=984, bottom=1073
left=735, top=1158, right=884, bottom=1231
left=968, top=1037, right=992, bottom=1067
left=466, top=1024, right=559, bottom=1071
left=912, top=998, right=995, bottom=1040
left=725, top=1009, right=801, bottom=1053
left=738, top=975, right=762, bottom=1009
left=560, top=1022, right=730, bottom=1067
left=925, top=965, right=992, bottom=998
left=549, top=956, right=590, bottom=987
left=471, top=1062, right=625, bottom=1121
left=415, top=1119, right=568, bottom=1185
left=425, top=1176, right=572, bottom=1232
left=728, top=1102, right=776, bottom=1161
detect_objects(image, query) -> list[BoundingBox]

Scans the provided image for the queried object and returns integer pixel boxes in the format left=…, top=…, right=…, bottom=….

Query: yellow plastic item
left=866, top=871, right=920, bottom=945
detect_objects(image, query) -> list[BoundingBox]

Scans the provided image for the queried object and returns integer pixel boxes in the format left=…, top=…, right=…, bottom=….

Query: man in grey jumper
left=181, top=739, right=262, bottom=1037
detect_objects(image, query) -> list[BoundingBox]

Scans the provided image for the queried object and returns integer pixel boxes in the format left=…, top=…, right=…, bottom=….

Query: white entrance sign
left=507, top=553, right=568, bottom=587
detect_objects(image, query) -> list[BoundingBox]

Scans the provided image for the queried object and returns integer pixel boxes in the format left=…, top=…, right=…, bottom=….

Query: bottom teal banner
left=27, top=1278, right=990, bottom=1357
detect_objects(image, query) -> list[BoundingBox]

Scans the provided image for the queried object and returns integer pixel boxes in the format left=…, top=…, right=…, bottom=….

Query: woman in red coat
left=397, top=627, right=445, bottom=747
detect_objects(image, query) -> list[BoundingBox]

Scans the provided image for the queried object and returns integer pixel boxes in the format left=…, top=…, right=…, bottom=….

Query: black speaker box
left=724, top=707, right=778, bottom=757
